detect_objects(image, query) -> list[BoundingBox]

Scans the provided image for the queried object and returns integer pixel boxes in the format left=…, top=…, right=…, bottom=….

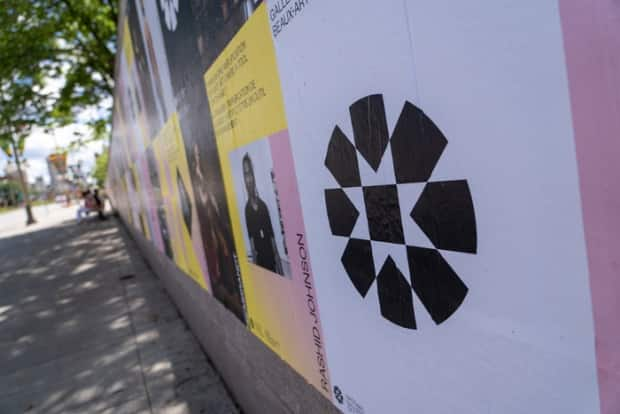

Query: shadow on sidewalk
left=0, top=216, right=238, bottom=413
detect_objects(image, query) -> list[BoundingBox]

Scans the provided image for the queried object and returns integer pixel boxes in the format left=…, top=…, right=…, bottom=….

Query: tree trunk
left=11, top=139, right=36, bottom=225
left=8, top=186, right=15, bottom=206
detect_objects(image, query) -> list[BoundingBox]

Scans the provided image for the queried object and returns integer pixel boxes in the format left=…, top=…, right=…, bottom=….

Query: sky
left=0, top=124, right=106, bottom=184
left=0, top=61, right=112, bottom=184
left=0, top=72, right=109, bottom=185
left=17, top=124, right=103, bottom=183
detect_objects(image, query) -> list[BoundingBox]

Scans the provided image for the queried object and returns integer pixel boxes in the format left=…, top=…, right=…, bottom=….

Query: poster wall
left=202, top=4, right=331, bottom=395
left=151, top=113, right=209, bottom=290
left=107, top=1, right=619, bottom=413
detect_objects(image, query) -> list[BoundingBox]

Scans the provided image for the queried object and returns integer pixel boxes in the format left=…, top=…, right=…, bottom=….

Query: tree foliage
left=92, top=147, right=109, bottom=187
left=0, top=180, right=23, bottom=203
left=0, top=0, right=118, bottom=141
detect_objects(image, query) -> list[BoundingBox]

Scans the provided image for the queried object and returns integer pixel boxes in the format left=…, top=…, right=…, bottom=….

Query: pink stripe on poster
left=269, top=130, right=332, bottom=396
left=559, top=1, right=620, bottom=412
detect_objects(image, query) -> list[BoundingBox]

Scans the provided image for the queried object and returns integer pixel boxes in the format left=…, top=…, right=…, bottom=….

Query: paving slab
left=0, top=207, right=239, bottom=413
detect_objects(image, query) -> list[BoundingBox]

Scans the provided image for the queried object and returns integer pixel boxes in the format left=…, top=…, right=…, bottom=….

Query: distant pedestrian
left=93, top=189, right=106, bottom=220
left=76, top=190, right=96, bottom=223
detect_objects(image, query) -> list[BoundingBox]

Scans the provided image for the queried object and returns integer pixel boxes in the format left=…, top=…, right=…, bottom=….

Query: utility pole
left=10, top=137, right=36, bottom=225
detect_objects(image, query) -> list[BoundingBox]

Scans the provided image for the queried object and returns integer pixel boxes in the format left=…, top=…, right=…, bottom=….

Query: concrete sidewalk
left=0, top=207, right=239, bottom=413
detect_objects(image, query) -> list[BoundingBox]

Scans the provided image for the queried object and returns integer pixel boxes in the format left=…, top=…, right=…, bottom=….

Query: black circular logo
left=324, top=94, right=477, bottom=329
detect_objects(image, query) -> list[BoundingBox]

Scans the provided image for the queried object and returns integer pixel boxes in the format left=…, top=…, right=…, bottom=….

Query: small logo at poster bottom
left=334, top=385, right=344, bottom=404
left=324, top=94, right=477, bottom=330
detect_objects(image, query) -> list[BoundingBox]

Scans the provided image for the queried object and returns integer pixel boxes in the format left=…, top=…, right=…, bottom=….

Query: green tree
left=0, top=0, right=117, bottom=223
left=0, top=180, right=23, bottom=206
left=92, top=148, right=109, bottom=188
left=0, top=0, right=118, bottom=141
left=0, top=133, right=37, bottom=224
left=0, top=73, right=45, bottom=224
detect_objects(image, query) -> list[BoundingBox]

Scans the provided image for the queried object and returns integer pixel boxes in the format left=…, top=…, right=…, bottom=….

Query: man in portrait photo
left=242, top=153, right=283, bottom=275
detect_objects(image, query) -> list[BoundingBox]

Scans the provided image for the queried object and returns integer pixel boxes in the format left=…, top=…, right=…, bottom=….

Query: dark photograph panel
left=148, top=0, right=265, bottom=322
left=127, top=0, right=160, bottom=139
left=155, top=0, right=262, bottom=96
left=146, top=146, right=174, bottom=260
left=178, top=79, right=246, bottom=322
left=191, top=0, right=262, bottom=70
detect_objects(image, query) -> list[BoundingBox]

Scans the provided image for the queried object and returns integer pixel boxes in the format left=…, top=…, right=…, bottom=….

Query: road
left=0, top=203, right=239, bottom=413
left=0, top=203, right=75, bottom=238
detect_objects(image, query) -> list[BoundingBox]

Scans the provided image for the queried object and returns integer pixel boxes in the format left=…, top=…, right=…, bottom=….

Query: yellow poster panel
left=121, top=18, right=151, bottom=150
left=152, top=113, right=208, bottom=290
left=205, top=2, right=287, bottom=350
left=121, top=174, right=132, bottom=227
left=204, top=4, right=332, bottom=399
left=114, top=106, right=133, bottom=167
left=204, top=5, right=287, bottom=146
left=122, top=19, right=134, bottom=71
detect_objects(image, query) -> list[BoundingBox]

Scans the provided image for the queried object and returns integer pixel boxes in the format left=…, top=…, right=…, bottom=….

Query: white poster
left=268, top=1, right=600, bottom=413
